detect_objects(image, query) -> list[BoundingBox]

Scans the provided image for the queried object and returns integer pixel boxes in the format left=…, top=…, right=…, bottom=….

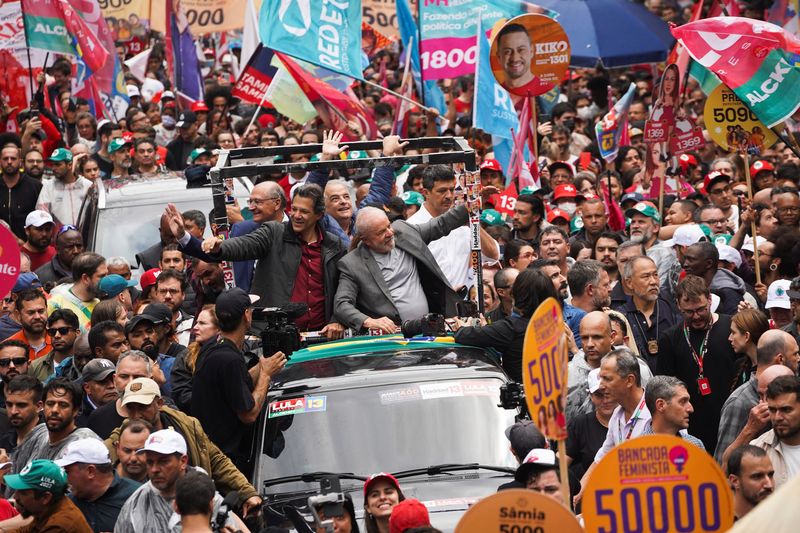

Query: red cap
left=678, top=154, right=698, bottom=169
left=581, top=193, right=600, bottom=202
left=480, top=159, right=503, bottom=172
left=553, top=183, right=579, bottom=201
left=547, top=208, right=572, bottom=223
left=122, top=131, right=135, bottom=144
left=389, top=499, right=430, bottom=533
left=750, top=159, right=774, bottom=176
left=191, top=101, right=209, bottom=113
left=703, top=170, right=731, bottom=193
left=258, top=114, right=276, bottom=128
left=363, top=473, right=401, bottom=498
left=140, top=268, right=162, bottom=292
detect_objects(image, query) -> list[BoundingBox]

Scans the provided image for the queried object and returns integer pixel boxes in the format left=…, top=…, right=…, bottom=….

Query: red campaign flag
left=599, top=176, right=625, bottom=232
left=276, top=52, right=378, bottom=141
left=54, top=0, right=108, bottom=74
left=232, top=44, right=278, bottom=107
left=362, top=22, right=394, bottom=58
left=490, top=183, right=519, bottom=217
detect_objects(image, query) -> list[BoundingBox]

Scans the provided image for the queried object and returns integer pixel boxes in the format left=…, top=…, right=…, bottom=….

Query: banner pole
left=243, top=89, right=270, bottom=135
left=742, top=151, right=762, bottom=285
left=362, top=78, right=433, bottom=112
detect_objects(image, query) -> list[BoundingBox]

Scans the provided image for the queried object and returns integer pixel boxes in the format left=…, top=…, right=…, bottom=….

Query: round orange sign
left=454, top=489, right=582, bottom=533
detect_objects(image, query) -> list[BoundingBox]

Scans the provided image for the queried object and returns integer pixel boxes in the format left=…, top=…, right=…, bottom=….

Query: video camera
left=401, top=313, right=446, bottom=337
left=252, top=302, right=308, bottom=357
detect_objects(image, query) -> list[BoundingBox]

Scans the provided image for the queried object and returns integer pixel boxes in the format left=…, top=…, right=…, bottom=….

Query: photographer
left=453, top=269, right=557, bottom=383
left=175, top=470, right=241, bottom=533
left=191, top=288, right=286, bottom=472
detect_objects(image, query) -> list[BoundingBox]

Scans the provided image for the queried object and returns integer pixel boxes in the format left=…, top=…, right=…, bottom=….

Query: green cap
left=570, top=215, right=584, bottom=234
left=48, top=148, right=73, bottom=162
left=108, top=138, right=131, bottom=154
left=624, top=201, right=661, bottom=224
left=480, top=209, right=505, bottom=227
left=699, top=224, right=713, bottom=238
left=189, top=148, right=209, bottom=162
left=310, top=153, right=321, bottom=162
left=401, top=191, right=424, bottom=207
left=712, top=233, right=732, bottom=246
left=4, top=459, right=67, bottom=492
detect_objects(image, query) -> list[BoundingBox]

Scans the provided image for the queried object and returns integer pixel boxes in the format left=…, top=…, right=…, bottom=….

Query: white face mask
left=577, top=106, right=594, bottom=120
left=558, top=201, right=577, bottom=216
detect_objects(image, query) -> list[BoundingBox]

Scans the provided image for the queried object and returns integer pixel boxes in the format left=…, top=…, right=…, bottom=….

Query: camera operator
left=175, top=469, right=241, bottom=533
left=191, top=288, right=286, bottom=472
left=452, top=269, right=557, bottom=382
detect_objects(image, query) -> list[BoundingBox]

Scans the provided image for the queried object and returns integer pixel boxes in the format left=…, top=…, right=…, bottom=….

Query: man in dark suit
left=333, top=204, right=468, bottom=333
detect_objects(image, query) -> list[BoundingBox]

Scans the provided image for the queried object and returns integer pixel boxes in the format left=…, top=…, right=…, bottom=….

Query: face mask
left=558, top=201, right=577, bottom=216
left=577, top=106, right=594, bottom=121
left=161, top=115, right=176, bottom=129
left=562, top=119, right=575, bottom=132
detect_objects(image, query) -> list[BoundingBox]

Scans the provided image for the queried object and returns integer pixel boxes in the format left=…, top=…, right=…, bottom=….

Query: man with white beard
left=625, top=201, right=681, bottom=297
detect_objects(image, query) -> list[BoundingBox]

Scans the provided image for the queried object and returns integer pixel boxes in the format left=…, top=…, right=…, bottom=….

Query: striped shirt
left=47, top=283, right=97, bottom=333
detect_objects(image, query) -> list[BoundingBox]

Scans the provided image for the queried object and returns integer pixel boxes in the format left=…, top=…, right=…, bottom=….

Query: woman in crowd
left=171, top=306, right=220, bottom=413
left=364, top=473, right=405, bottom=533
left=728, top=308, right=770, bottom=391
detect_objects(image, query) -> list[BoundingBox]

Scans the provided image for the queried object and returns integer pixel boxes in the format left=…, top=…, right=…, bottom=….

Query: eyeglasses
left=777, top=206, right=800, bottom=214
left=157, top=288, right=181, bottom=296
left=0, top=357, right=27, bottom=367
left=708, top=186, right=731, bottom=195
left=247, top=197, right=279, bottom=207
left=57, top=224, right=78, bottom=235
left=47, top=327, right=74, bottom=337
left=702, top=218, right=728, bottom=226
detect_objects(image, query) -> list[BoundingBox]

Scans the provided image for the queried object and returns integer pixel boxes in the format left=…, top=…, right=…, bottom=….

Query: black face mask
left=562, top=119, right=575, bottom=132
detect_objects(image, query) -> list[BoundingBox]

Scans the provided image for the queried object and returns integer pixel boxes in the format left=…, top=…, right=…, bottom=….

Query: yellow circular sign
left=583, top=435, right=734, bottom=533
left=454, top=489, right=583, bottom=533
left=704, top=84, right=777, bottom=153
left=490, top=14, right=570, bottom=97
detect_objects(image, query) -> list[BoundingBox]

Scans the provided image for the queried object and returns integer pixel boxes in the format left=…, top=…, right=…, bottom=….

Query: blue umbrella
left=531, top=0, right=675, bottom=68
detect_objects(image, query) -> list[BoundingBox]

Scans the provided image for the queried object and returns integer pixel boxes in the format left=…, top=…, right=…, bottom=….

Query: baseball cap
left=750, top=159, right=774, bottom=176
left=176, top=111, right=197, bottom=128
left=505, top=420, right=547, bottom=459
left=142, top=303, right=173, bottom=325
left=480, top=159, right=503, bottom=172
left=629, top=127, right=644, bottom=137
left=124, top=314, right=157, bottom=335
left=766, top=279, right=792, bottom=310
left=54, top=438, right=111, bottom=467
left=741, top=235, right=767, bottom=254
left=81, top=358, right=116, bottom=383
left=4, top=460, right=67, bottom=492
left=548, top=161, right=575, bottom=176
left=514, top=448, right=558, bottom=483
left=519, top=186, right=538, bottom=196
left=620, top=192, right=644, bottom=207
left=678, top=154, right=698, bottom=169
left=140, top=268, right=162, bottom=292
left=547, top=208, right=571, bottom=223
left=191, top=101, right=209, bottom=113
left=389, top=499, right=430, bottom=533
left=48, top=147, right=73, bottom=163
left=787, top=276, right=800, bottom=300
left=716, top=244, right=742, bottom=268
left=98, top=274, right=137, bottom=298
left=24, top=210, right=54, bottom=228
left=126, top=85, right=140, bottom=97
left=711, top=233, right=732, bottom=246
left=120, top=377, right=162, bottom=411
left=108, top=138, right=132, bottom=154
left=13, top=272, right=42, bottom=293
left=625, top=201, right=661, bottom=224
left=215, top=288, right=259, bottom=326
left=553, top=184, right=580, bottom=201
left=138, top=429, right=187, bottom=456
left=703, top=171, right=731, bottom=193
left=480, top=209, right=505, bottom=227
left=162, top=90, right=175, bottom=100
left=364, top=472, right=402, bottom=498
left=587, top=368, right=601, bottom=394
left=662, top=224, right=707, bottom=248
left=401, top=191, right=424, bottom=207
left=189, top=148, right=209, bottom=162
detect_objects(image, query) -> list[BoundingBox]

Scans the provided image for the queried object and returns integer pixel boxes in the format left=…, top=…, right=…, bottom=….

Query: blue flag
left=595, top=83, right=637, bottom=162
left=396, top=0, right=446, bottom=115
left=260, top=0, right=364, bottom=81
left=473, top=20, right=517, bottom=140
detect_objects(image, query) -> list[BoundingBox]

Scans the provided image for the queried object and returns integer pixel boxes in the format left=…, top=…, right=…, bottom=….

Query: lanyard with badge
left=683, top=322, right=712, bottom=396
left=618, top=396, right=647, bottom=442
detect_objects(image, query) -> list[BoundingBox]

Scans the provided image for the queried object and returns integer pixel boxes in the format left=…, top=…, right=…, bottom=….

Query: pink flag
left=54, top=0, right=108, bottom=74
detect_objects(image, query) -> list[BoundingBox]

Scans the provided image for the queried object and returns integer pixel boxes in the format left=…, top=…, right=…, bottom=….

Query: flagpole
left=362, top=78, right=433, bottom=112
left=742, top=151, right=762, bottom=285
left=243, top=90, right=270, bottom=136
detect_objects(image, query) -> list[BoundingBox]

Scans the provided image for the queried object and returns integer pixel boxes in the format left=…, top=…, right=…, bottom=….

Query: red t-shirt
left=23, top=244, right=56, bottom=271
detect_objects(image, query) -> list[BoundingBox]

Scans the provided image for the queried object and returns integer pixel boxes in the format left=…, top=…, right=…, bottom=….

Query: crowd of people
left=0, top=0, right=799, bottom=530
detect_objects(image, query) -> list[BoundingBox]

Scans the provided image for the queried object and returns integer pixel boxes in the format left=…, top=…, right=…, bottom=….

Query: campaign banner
left=583, top=435, right=733, bottom=533
left=396, top=0, right=446, bottom=115
left=0, top=226, right=21, bottom=297
left=522, top=297, right=568, bottom=441
left=596, top=82, right=637, bottom=162
left=704, top=84, right=777, bottom=154
left=473, top=19, right=517, bottom=140
left=151, top=0, right=262, bottom=36
left=454, top=489, right=582, bottom=533
left=418, top=0, right=526, bottom=80
left=99, top=0, right=150, bottom=40
left=672, top=16, right=800, bottom=128
left=260, top=0, right=364, bottom=81
left=232, top=44, right=279, bottom=105
left=363, top=0, right=403, bottom=40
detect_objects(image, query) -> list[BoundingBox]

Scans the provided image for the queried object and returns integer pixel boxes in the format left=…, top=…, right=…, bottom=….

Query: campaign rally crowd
left=2, top=0, right=800, bottom=531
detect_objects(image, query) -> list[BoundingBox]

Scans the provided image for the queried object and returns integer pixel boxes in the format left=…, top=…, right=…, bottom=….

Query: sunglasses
left=0, top=357, right=27, bottom=367
left=47, top=327, right=74, bottom=337
left=57, top=224, right=78, bottom=235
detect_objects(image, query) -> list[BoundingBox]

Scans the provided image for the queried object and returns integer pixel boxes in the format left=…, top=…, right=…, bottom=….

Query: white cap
left=766, top=279, right=792, bottom=310
left=126, top=84, right=140, bottom=97
left=138, top=429, right=187, bottom=455
left=663, top=224, right=706, bottom=248
left=587, top=368, right=601, bottom=394
left=24, top=210, right=54, bottom=228
left=742, top=235, right=768, bottom=253
left=162, top=90, right=175, bottom=100
left=521, top=448, right=556, bottom=466
left=54, top=438, right=111, bottom=467
left=716, top=244, right=742, bottom=268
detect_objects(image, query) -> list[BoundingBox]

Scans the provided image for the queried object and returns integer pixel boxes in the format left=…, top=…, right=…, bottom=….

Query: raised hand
left=320, top=130, right=348, bottom=161
left=381, top=135, right=409, bottom=156
left=164, top=203, right=187, bottom=239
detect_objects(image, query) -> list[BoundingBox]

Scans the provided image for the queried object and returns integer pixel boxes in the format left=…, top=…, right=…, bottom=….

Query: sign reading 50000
left=583, top=435, right=733, bottom=533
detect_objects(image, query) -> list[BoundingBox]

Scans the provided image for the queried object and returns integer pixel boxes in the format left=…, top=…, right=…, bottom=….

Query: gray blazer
left=333, top=205, right=468, bottom=330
